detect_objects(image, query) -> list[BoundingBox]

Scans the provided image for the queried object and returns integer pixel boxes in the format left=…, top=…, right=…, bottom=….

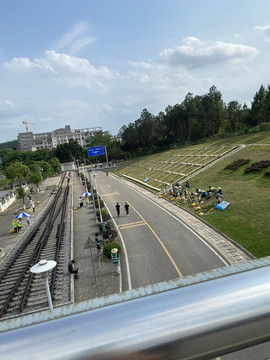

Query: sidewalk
left=71, top=172, right=121, bottom=303
left=0, top=178, right=60, bottom=264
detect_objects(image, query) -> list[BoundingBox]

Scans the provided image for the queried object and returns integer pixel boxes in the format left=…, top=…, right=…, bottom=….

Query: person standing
left=115, top=202, right=120, bottom=217
left=16, top=219, right=22, bottom=232
left=78, top=197, right=83, bottom=208
left=111, top=248, right=120, bottom=274
left=124, top=201, right=129, bottom=216
left=12, top=219, right=18, bottom=233
left=32, top=202, right=35, bottom=212
left=26, top=216, right=30, bottom=226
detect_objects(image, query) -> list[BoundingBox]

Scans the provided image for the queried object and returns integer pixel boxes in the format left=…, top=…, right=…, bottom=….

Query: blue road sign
left=87, top=146, right=104, bottom=157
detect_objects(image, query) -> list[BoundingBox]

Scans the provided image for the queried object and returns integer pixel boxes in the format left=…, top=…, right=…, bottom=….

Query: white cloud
left=55, top=21, right=96, bottom=54
left=3, top=50, right=118, bottom=91
left=255, top=24, right=270, bottom=42
left=158, top=37, right=258, bottom=69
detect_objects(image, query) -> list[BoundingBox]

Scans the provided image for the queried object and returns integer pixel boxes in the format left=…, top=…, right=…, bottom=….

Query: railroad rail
left=0, top=172, right=71, bottom=318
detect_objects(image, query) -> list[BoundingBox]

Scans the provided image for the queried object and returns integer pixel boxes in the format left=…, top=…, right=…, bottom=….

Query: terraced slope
left=114, top=131, right=270, bottom=257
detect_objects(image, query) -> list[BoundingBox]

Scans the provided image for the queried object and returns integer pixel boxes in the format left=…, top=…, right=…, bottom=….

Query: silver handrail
left=1, top=263, right=270, bottom=359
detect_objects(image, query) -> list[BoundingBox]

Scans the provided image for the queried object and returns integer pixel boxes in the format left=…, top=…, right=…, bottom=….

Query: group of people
left=171, top=182, right=224, bottom=206
left=115, top=201, right=130, bottom=217
left=78, top=196, right=90, bottom=208
left=12, top=219, right=23, bottom=233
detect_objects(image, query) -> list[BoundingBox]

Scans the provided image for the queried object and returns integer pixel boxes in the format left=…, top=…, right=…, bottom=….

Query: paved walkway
left=71, top=172, right=121, bottom=303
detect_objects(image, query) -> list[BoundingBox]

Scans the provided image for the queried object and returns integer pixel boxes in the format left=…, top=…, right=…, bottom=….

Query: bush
left=95, top=199, right=104, bottom=208
left=105, top=221, right=113, bottom=229
left=98, top=213, right=111, bottom=222
left=102, top=229, right=118, bottom=241
left=264, top=171, right=270, bottom=177
left=96, top=209, right=107, bottom=217
left=103, top=241, right=121, bottom=258
left=225, top=159, right=250, bottom=170
left=245, top=160, right=270, bottom=173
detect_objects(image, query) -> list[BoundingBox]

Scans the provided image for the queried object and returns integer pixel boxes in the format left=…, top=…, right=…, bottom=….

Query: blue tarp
left=215, top=201, right=230, bottom=210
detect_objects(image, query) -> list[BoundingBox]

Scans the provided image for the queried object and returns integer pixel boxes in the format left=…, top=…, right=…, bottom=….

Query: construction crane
left=22, top=120, right=37, bottom=132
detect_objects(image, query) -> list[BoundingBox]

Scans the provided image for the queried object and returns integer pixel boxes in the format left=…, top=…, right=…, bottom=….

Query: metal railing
left=1, top=258, right=270, bottom=359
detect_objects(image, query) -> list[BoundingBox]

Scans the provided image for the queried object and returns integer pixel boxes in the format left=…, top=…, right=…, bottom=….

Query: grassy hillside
left=114, top=131, right=270, bottom=258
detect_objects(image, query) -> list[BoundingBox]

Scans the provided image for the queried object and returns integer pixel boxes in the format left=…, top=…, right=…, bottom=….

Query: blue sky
left=1, top=0, right=270, bottom=142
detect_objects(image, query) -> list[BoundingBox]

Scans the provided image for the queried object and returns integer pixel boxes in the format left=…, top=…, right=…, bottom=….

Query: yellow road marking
left=119, top=221, right=146, bottom=230
left=100, top=191, right=119, bottom=197
left=129, top=203, right=183, bottom=278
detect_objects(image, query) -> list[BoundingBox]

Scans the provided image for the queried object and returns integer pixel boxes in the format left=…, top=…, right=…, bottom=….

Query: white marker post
left=30, top=260, right=57, bottom=311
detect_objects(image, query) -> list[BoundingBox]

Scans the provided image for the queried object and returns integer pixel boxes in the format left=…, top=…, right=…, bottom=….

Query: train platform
left=71, top=172, right=121, bottom=303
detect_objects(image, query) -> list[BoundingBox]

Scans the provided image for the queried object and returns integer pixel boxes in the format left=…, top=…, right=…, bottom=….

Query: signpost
left=87, top=146, right=104, bottom=157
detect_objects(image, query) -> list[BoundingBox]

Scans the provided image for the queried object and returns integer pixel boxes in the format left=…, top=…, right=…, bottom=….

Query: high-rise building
left=17, top=125, right=102, bottom=151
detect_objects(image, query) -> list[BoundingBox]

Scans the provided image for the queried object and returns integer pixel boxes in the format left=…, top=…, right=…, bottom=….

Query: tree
left=202, top=86, right=226, bottom=137
left=48, top=157, right=61, bottom=174
left=29, top=172, right=43, bottom=189
left=5, top=162, right=30, bottom=187
left=86, top=130, right=114, bottom=148
left=52, top=139, right=85, bottom=163
left=17, top=186, right=27, bottom=210
left=86, top=130, right=123, bottom=161
left=250, top=85, right=267, bottom=126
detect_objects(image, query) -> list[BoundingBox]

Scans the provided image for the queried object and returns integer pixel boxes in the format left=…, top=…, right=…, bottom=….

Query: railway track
left=0, top=173, right=71, bottom=318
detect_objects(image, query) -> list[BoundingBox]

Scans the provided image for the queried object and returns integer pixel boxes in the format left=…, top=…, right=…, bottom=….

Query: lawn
left=114, top=132, right=270, bottom=258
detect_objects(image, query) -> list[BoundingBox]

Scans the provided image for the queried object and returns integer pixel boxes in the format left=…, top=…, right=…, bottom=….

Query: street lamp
left=92, top=173, right=103, bottom=224
left=30, top=259, right=57, bottom=311
left=87, top=169, right=97, bottom=221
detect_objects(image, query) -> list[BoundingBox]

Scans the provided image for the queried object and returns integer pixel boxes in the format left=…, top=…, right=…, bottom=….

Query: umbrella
left=81, top=192, right=91, bottom=197
left=15, top=212, right=31, bottom=219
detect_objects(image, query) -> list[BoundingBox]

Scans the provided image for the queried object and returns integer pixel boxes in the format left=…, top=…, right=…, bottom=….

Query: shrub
left=98, top=213, right=111, bottom=222
left=225, top=159, right=250, bottom=170
left=103, top=241, right=121, bottom=258
left=102, top=229, right=118, bottom=241
left=96, top=209, right=107, bottom=217
left=245, top=160, right=270, bottom=173
left=105, top=221, right=113, bottom=229
left=95, top=199, right=104, bottom=208
left=264, top=171, right=270, bottom=177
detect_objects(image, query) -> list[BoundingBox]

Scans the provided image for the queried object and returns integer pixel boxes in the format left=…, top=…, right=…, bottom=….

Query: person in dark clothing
left=95, top=233, right=101, bottom=255
left=124, top=201, right=129, bottom=216
left=115, top=202, right=120, bottom=217
left=68, top=260, right=79, bottom=279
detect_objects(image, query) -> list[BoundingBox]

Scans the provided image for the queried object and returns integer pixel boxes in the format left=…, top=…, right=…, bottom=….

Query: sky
left=1, top=0, right=270, bottom=143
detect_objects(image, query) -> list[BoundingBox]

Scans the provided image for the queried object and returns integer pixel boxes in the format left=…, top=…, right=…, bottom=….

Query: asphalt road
left=95, top=172, right=270, bottom=360
left=95, top=172, right=227, bottom=292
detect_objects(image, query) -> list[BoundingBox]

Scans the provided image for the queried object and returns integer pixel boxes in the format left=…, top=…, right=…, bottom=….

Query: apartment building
left=18, top=125, right=102, bottom=151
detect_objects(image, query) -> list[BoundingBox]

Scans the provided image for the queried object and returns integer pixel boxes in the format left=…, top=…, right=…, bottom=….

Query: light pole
left=30, top=259, right=57, bottom=311
left=87, top=169, right=97, bottom=220
left=92, top=173, right=103, bottom=224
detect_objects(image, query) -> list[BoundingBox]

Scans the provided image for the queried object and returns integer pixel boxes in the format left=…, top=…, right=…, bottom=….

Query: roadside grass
left=165, top=145, right=270, bottom=258
left=114, top=132, right=270, bottom=258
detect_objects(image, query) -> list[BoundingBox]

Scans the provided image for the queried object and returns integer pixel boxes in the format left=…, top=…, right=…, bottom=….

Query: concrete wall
left=0, top=191, right=16, bottom=213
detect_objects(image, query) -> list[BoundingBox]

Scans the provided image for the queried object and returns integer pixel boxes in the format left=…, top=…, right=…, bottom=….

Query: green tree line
left=119, top=84, right=270, bottom=154
left=1, top=83, right=270, bottom=184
